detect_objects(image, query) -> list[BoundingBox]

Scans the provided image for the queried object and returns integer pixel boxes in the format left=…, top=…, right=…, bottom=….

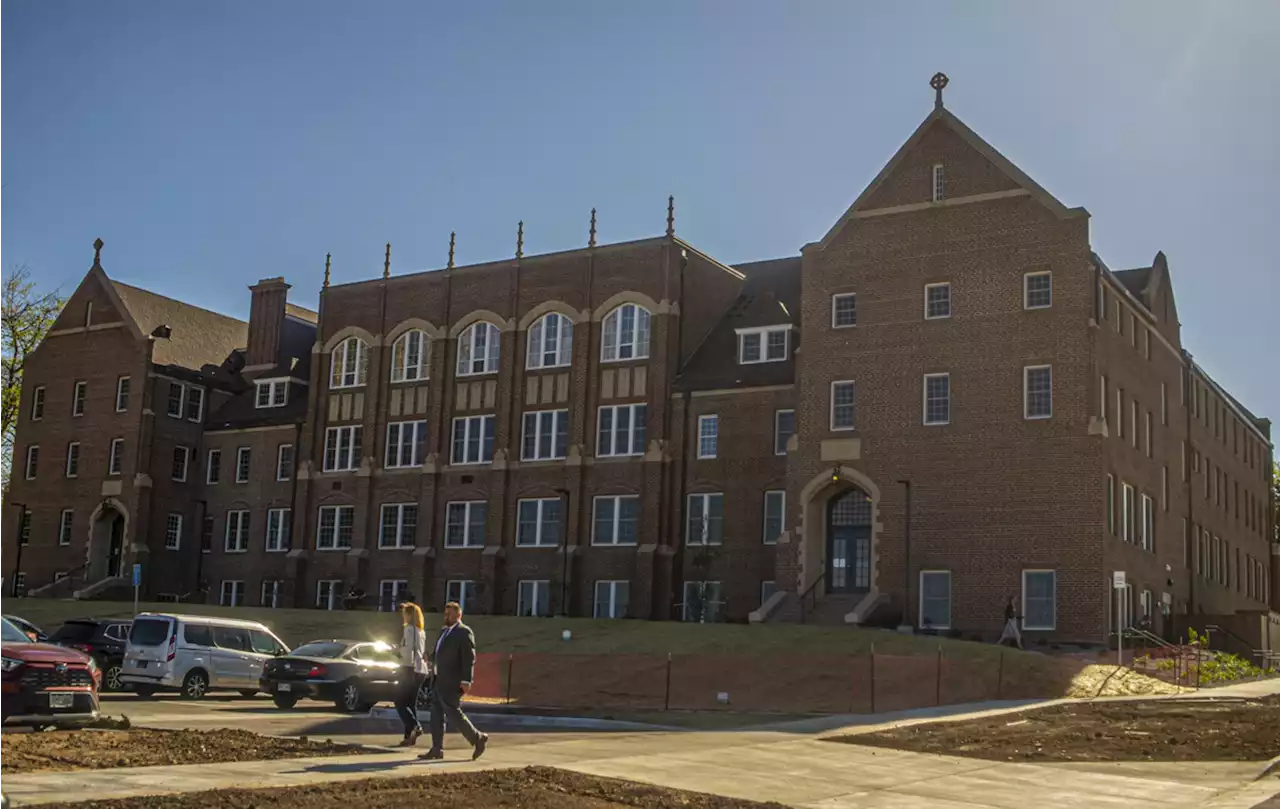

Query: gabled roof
left=109, top=280, right=248, bottom=371
left=814, top=104, right=1085, bottom=251
left=1114, top=267, right=1153, bottom=300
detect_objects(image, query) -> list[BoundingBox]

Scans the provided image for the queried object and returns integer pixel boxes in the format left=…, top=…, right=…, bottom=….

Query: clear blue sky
left=4, top=1, right=1277, bottom=421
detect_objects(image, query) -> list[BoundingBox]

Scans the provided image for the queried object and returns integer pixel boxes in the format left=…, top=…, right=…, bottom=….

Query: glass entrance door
left=827, top=489, right=872, bottom=594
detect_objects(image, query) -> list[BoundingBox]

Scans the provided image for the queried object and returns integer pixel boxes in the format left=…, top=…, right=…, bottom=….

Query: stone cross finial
left=666, top=196, right=675, bottom=238
left=448, top=231, right=456, bottom=270
left=930, top=72, right=949, bottom=109
left=323, top=253, right=332, bottom=289
left=383, top=243, right=391, bottom=279
left=93, top=238, right=104, bottom=266
left=589, top=208, right=597, bottom=248
left=516, top=221, right=524, bottom=259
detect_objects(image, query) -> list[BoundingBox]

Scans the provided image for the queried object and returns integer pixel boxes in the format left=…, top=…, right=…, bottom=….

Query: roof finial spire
left=516, top=221, right=524, bottom=259
left=588, top=208, right=597, bottom=248
left=383, top=242, right=392, bottom=279
left=323, top=253, right=332, bottom=289
left=447, top=231, right=456, bottom=270
left=666, top=195, right=675, bottom=238
left=930, top=72, right=949, bottom=109
left=92, top=238, right=104, bottom=267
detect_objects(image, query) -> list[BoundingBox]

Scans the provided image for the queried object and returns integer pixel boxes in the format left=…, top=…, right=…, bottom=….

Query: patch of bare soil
left=832, top=695, right=1280, bottom=762
left=0, top=728, right=369, bottom=774
left=35, top=766, right=784, bottom=809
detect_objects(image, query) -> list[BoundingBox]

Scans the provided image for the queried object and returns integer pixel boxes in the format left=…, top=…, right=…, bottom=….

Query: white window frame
left=277, top=443, right=294, bottom=481
left=235, top=446, right=252, bottom=482
left=1141, top=494, right=1155, bottom=552
left=686, top=492, right=724, bottom=547
left=379, top=503, right=417, bottom=549
left=330, top=336, right=369, bottom=389
left=108, top=438, right=124, bottom=476
left=255, top=379, right=288, bottom=409
left=172, top=446, right=190, bottom=482
left=593, top=580, right=629, bottom=619
left=24, top=445, right=38, bottom=480
left=516, top=579, right=551, bottom=617
left=31, top=386, right=45, bottom=420
left=1106, top=473, right=1115, bottom=536
left=385, top=420, right=427, bottom=468
left=58, top=509, right=74, bottom=546
left=760, top=580, right=777, bottom=606
left=774, top=409, right=795, bottom=456
left=390, top=329, right=429, bottom=383
left=918, top=570, right=952, bottom=630
left=265, top=508, right=291, bottom=552
left=516, top=498, right=562, bottom=548
left=444, top=501, right=486, bottom=548
left=922, top=373, right=951, bottom=426
left=830, top=380, right=856, bottom=431
left=924, top=282, right=952, bottom=320
left=167, top=382, right=185, bottom=419
left=456, top=321, right=501, bottom=376
left=592, top=495, right=639, bottom=546
left=316, top=580, right=342, bottom=610
left=1023, top=271, right=1052, bottom=310
left=1022, top=569, right=1057, bottom=631
left=526, top=312, right=573, bottom=370
left=316, top=505, right=355, bottom=551
left=324, top=425, right=362, bottom=472
left=65, top=441, right=80, bottom=478
left=1023, top=365, right=1053, bottom=420
left=379, top=579, right=410, bottom=612
left=596, top=403, right=646, bottom=457
left=451, top=414, right=495, bottom=465
left=763, top=490, right=785, bottom=545
left=446, top=580, right=477, bottom=613
left=72, top=380, right=87, bottom=417
left=682, top=581, right=723, bottom=623
left=932, top=163, right=944, bottom=202
left=261, top=579, right=282, bottom=608
left=521, top=409, right=568, bottom=461
left=115, top=376, right=130, bottom=412
left=185, top=387, right=204, bottom=422
left=601, top=303, right=651, bottom=362
left=225, top=510, right=250, bottom=553
left=696, top=414, right=718, bottom=459
left=736, top=325, right=791, bottom=365
left=220, top=580, right=244, bottom=607
left=831, top=293, right=857, bottom=328
left=165, top=513, right=183, bottom=550
left=1122, top=482, right=1135, bottom=543
left=206, top=449, right=221, bottom=484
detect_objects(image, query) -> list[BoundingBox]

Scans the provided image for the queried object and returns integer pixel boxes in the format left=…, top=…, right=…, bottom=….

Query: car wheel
left=132, top=685, right=158, bottom=698
left=103, top=664, right=125, bottom=692
left=336, top=681, right=363, bottom=713
left=272, top=694, right=298, bottom=709
left=181, top=670, right=209, bottom=700
left=238, top=689, right=258, bottom=698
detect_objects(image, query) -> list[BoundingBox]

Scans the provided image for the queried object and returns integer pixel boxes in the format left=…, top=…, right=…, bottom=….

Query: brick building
left=6, top=78, right=1275, bottom=645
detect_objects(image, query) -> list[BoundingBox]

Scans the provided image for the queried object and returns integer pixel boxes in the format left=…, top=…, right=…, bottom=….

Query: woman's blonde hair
left=400, top=602, right=424, bottom=630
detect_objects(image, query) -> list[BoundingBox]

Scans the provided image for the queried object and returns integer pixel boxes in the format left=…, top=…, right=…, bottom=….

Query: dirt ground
left=34, top=766, right=783, bottom=809
left=834, top=695, right=1280, bottom=762
left=0, top=728, right=369, bottom=773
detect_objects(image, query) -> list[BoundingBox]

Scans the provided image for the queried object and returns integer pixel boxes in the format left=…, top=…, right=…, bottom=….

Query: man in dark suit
left=420, top=601, right=488, bottom=760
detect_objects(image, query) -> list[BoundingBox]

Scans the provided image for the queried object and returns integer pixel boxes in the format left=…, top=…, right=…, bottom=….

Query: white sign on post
left=1112, top=570, right=1126, bottom=589
left=1113, top=570, right=1126, bottom=666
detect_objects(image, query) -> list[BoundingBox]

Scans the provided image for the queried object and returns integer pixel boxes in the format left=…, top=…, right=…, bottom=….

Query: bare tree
left=2, top=265, right=65, bottom=492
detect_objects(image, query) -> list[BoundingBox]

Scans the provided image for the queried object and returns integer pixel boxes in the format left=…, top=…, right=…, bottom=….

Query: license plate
left=277, top=682, right=292, bottom=692
left=49, top=693, right=74, bottom=709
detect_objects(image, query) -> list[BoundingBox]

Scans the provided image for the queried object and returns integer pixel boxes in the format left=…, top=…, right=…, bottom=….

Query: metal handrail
left=1122, top=626, right=1178, bottom=652
left=799, top=568, right=825, bottom=624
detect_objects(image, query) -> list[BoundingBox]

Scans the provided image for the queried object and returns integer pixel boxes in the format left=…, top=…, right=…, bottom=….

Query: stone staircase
left=769, top=593, right=868, bottom=625
left=72, top=575, right=129, bottom=600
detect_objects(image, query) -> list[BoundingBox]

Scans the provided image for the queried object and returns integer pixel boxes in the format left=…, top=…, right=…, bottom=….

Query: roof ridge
left=110, top=280, right=247, bottom=325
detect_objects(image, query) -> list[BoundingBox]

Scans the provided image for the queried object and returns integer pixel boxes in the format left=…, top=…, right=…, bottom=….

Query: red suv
left=1, top=617, right=101, bottom=727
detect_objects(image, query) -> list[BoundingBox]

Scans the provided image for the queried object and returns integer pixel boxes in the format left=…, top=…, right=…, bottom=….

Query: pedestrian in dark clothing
left=420, top=601, right=488, bottom=761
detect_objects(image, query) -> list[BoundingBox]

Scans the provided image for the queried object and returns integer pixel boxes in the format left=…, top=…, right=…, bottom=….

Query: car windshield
left=1, top=618, right=28, bottom=643
left=129, top=618, right=173, bottom=646
left=51, top=622, right=98, bottom=642
left=288, top=642, right=348, bottom=659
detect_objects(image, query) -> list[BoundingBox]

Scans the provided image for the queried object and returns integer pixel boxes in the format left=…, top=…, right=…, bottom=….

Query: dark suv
left=50, top=619, right=132, bottom=692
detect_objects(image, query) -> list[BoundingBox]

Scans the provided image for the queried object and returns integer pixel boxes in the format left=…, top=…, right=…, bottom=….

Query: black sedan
left=49, top=618, right=132, bottom=692
left=259, top=639, right=430, bottom=712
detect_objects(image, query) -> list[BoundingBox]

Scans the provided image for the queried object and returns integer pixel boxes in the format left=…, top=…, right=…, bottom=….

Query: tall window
left=385, top=421, right=427, bottom=468
left=1022, top=570, right=1057, bottom=630
left=687, top=493, right=724, bottom=546
left=1122, top=483, right=1135, bottom=543
left=330, top=336, right=369, bottom=388
left=72, top=380, right=87, bottom=417
left=924, top=282, right=951, bottom=320
left=737, top=326, right=790, bottom=364
left=266, top=508, right=291, bottom=552
left=108, top=438, right=124, bottom=475
left=225, top=510, right=250, bottom=552
left=18, top=512, right=30, bottom=546
left=261, top=579, right=282, bottom=608
left=1145, top=412, right=1152, bottom=457
left=832, top=293, right=857, bottom=328
left=24, top=445, right=39, bottom=479
left=166, top=382, right=184, bottom=417
left=201, top=516, right=214, bottom=553
left=316, top=580, right=342, bottom=610
left=255, top=379, right=288, bottom=408
left=919, top=570, right=952, bottom=630
left=1024, top=365, right=1053, bottom=419
left=1024, top=271, right=1052, bottom=309
left=592, top=495, right=639, bottom=545
left=445, top=501, right=486, bottom=548
left=324, top=426, right=362, bottom=471
left=931, top=163, right=944, bottom=202
left=390, top=329, right=429, bottom=382
left=236, top=447, right=252, bottom=482
left=831, top=381, right=856, bottom=430
left=115, top=376, right=130, bottom=412
left=516, top=580, right=551, bottom=617
left=923, top=373, right=950, bottom=425
left=66, top=442, right=80, bottom=478
left=594, top=581, right=629, bottom=619
left=697, top=415, right=719, bottom=459
left=597, top=404, right=646, bottom=457
left=521, top=410, right=568, bottom=461
left=457, top=322, right=501, bottom=376
left=220, top=581, right=245, bottom=607
left=59, top=509, right=74, bottom=546
left=516, top=498, right=562, bottom=547
left=601, top=303, right=651, bottom=362
left=774, top=409, right=795, bottom=455
left=682, top=581, right=723, bottom=623
left=763, top=490, right=785, bottom=544
left=526, top=313, right=573, bottom=369
left=379, top=580, right=410, bottom=612
left=1141, top=494, right=1155, bottom=552
left=165, top=514, right=183, bottom=550
left=172, top=446, right=190, bottom=481
left=316, top=505, right=354, bottom=550
left=276, top=444, right=294, bottom=481
left=1106, top=474, right=1115, bottom=536
left=185, top=388, right=204, bottom=422
left=446, top=580, right=478, bottom=614
left=31, top=386, right=45, bottom=420
left=207, top=449, right=222, bottom=484
left=379, top=503, right=417, bottom=549
left=451, top=415, right=495, bottom=464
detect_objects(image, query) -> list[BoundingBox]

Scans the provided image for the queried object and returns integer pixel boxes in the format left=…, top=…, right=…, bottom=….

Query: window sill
left=316, top=547, right=352, bottom=552
left=390, top=377, right=429, bottom=385
left=443, top=545, right=485, bottom=551
left=377, top=545, right=416, bottom=551
left=455, top=370, right=499, bottom=379
left=599, top=356, right=651, bottom=365
left=223, top=549, right=249, bottom=554
left=514, top=544, right=560, bottom=550
left=591, top=543, right=639, bottom=548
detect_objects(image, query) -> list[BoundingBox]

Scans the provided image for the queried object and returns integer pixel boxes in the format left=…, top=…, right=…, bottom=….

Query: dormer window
left=255, top=379, right=288, bottom=409
left=737, top=325, right=791, bottom=365
left=932, top=164, right=944, bottom=202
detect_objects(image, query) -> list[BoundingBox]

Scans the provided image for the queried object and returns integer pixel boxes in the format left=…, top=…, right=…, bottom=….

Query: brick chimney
left=246, top=277, right=291, bottom=368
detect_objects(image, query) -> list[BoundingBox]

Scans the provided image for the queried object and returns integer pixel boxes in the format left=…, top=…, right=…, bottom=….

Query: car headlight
left=1, top=656, right=23, bottom=673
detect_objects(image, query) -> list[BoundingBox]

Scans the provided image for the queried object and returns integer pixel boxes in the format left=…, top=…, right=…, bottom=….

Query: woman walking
left=396, top=601, right=429, bottom=747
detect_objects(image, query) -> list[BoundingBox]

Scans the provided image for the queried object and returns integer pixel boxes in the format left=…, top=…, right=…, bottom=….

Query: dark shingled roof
left=1113, top=267, right=1152, bottom=302
left=206, top=382, right=308, bottom=431
left=676, top=256, right=801, bottom=391
left=110, top=281, right=248, bottom=371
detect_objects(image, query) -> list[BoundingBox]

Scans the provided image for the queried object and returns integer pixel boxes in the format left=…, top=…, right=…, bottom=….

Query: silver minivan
left=120, top=613, right=289, bottom=699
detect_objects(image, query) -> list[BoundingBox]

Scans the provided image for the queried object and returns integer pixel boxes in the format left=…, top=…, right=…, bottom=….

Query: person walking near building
left=420, top=601, right=488, bottom=761
left=395, top=601, right=429, bottom=747
left=998, top=595, right=1023, bottom=650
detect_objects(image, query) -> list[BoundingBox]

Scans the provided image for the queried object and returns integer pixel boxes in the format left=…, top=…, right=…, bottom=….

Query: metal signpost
left=132, top=563, right=142, bottom=615
left=1112, top=570, right=1126, bottom=666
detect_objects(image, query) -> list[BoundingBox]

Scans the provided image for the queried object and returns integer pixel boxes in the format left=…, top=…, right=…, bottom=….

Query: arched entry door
left=827, top=488, right=872, bottom=595
left=90, top=507, right=126, bottom=580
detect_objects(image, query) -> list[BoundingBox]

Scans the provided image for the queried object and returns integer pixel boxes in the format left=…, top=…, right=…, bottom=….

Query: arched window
left=330, top=336, right=369, bottom=389
left=526, top=313, right=573, bottom=370
left=457, top=322, right=501, bottom=376
left=601, top=303, right=651, bottom=362
left=390, top=330, right=429, bottom=383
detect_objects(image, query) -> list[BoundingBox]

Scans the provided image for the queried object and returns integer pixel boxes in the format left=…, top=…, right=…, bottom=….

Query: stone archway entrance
left=87, top=502, right=128, bottom=581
